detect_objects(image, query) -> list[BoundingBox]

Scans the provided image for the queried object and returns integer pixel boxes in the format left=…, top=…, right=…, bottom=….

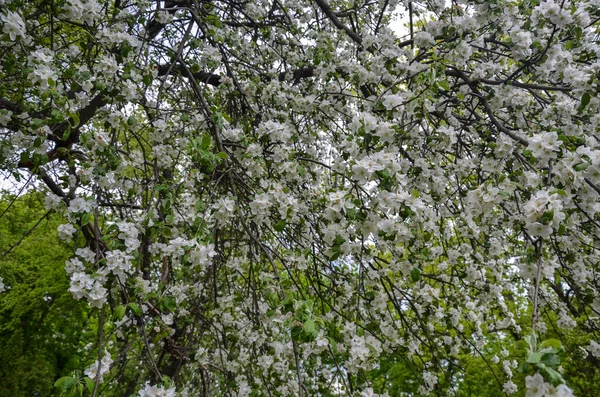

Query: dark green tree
left=0, top=191, right=92, bottom=396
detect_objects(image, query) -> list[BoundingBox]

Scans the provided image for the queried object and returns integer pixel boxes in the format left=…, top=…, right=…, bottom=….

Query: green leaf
left=129, top=302, right=142, bottom=316
left=333, top=235, right=345, bottom=247
left=304, top=319, right=316, bottom=334
left=154, top=184, right=169, bottom=193
left=581, top=92, right=591, bottom=109
left=328, top=251, right=340, bottom=261
left=216, top=151, right=229, bottom=160
left=543, top=366, right=565, bottom=386
left=290, top=323, right=303, bottom=341
left=31, top=118, right=44, bottom=128
left=113, top=305, right=126, bottom=320
left=80, top=212, right=93, bottom=225
left=84, top=377, right=95, bottom=394
left=160, top=296, right=176, bottom=312
left=70, top=113, right=80, bottom=128
left=410, top=268, right=421, bottom=282
left=541, top=353, right=559, bottom=366
left=540, top=339, right=563, bottom=350
left=274, top=219, right=286, bottom=232
left=303, top=319, right=318, bottom=340
left=54, top=376, right=77, bottom=391
left=527, top=351, right=542, bottom=364
left=201, top=135, right=212, bottom=150
left=62, top=126, right=71, bottom=141
left=19, top=151, right=31, bottom=164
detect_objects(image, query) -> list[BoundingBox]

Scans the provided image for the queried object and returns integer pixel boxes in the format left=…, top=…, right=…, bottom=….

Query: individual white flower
left=27, top=48, right=54, bottom=64
left=87, top=281, right=107, bottom=308
left=62, top=0, right=102, bottom=24
left=161, top=313, right=174, bottom=325
left=103, top=250, right=133, bottom=281
left=381, top=94, right=403, bottom=110
left=527, top=222, right=552, bottom=238
left=65, top=258, right=85, bottom=275
left=0, top=109, right=12, bottom=126
left=75, top=247, right=96, bottom=263
left=44, top=193, right=63, bottom=210
left=0, top=277, right=5, bottom=293
left=249, top=192, right=273, bottom=217
left=422, top=371, right=438, bottom=389
left=246, top=143, right=262, bottom=157
left=69, top=272, right=93, bottom=300
left=525, top=373, right=548, bottom=397
left=135, top=277, right=154, bottom=296
left=68, top=197, right=96, bottom=214
left=414, top=31, right=435, bottom=48
left=503, top=380, right=518, bottom=395
left=57, top=223, right=77, bottom=242
left=138, top=383, right=176, bottom=397
left=511, top=31, right=533, bottom=61
left=189, top=243, right=217, bottom=267
left=28, top=64, right=58, bottom=89
left=117, top=222, right=140, bottom=252
left=361, top=388, right=378, bottom=397
left=154, top=10, right=174, bottom=25
left=1, top=11, right=26, bottom=41
left=547, top=384, right=574, bottom=397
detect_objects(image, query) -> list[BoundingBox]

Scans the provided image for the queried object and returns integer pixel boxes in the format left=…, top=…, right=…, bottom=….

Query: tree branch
left=314, top=0, right=363, bottom=47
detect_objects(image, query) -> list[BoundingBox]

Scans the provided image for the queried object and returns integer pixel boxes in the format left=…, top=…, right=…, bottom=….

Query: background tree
left=0, top=192, right=93, bottom=396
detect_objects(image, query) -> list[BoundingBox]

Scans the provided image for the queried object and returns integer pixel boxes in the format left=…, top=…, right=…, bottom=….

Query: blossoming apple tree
left=1, top=0, right=600, bottom=395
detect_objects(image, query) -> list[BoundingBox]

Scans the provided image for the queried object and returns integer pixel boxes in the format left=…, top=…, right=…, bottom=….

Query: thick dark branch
left=157, top=64, right=223, bottom=86
left=0, top=97, right=21, bottom=112
left=478, top=78, right=571, bottom=92
left=584, top=178, right=600, bottom=195
left=314, top=0, right=363, bottom=47
left=157, top=63, right=320, bottom=87
left=278, top=66, right=316, bottom=82
left=53, top=93, right=108, bottom=147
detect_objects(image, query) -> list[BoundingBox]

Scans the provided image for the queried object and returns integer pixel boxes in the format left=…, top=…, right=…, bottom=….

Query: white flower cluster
left=511, top=31, right=533, bottom=61
left=587, top=340, right=600, bottom=358
left=523, top=190, right=566, bottom=239
left=61, top=0, right=102, bottom=24
left=65, top=248, right=110, bottom=308
left=69, top=272, right=107, bottom=308
left=26, top=47, right=57, bottom=90
left=527, top=131, right=562, bottom=164
left=84, top=351, right=113, bottom=383
left=117, top=222, right=140, bottom=252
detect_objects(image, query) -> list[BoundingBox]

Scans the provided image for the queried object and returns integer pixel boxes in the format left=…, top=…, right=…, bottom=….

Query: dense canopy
left=1, top=0, right=600, bottom=396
